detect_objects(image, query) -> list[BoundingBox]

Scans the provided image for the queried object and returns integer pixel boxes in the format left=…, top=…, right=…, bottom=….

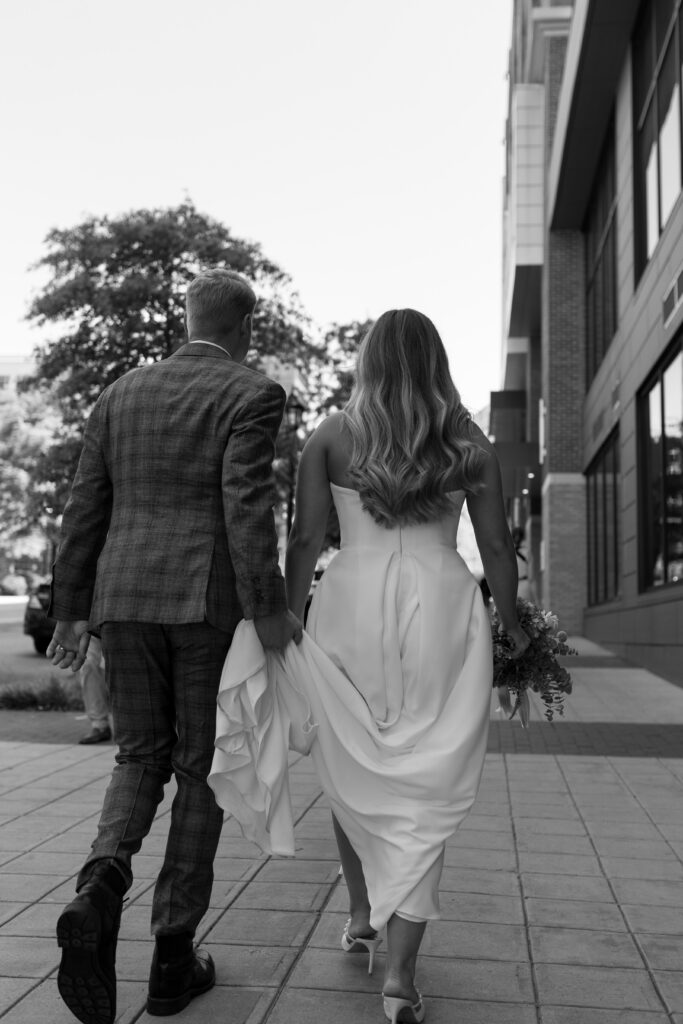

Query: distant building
left=500, top=0, right=683, bottom=681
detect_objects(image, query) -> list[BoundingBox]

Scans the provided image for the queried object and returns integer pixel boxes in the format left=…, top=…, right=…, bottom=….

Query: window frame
left=586, top=429, right=621, bottom=606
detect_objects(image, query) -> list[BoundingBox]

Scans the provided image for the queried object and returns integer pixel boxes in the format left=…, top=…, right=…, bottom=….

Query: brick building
left=499, top=0, right=683, bottom=681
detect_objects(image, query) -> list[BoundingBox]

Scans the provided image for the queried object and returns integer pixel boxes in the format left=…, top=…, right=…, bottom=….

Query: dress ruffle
left=208, top=619, right=316, bottom=857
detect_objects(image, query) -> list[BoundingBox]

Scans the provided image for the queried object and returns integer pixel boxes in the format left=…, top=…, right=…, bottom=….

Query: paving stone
left=0, top=902, right=62, bottom=938
left=265, top=988, right=389, bottom=1024
left=289, top=837, right=341, bottom=860
left=524, top=898, right=627, bottom=931
left=268, top=988, right=537, bottom=1024
left=205, top=944, right=298, bottom=988
left=534, top=964, right=665, bottom=1010
left=255, top=858, right=340, bottom=884
left=542, top=1009, right=669, bottom=1023
left=622, top=903, right=683, bottom=935
left=1, top=852, right=81, bottom=876
left=229, top=881, right=331, bottom=913
left=517, top=852, right=602, bottom=876
left=0, top=903, right=26, bottom=927
left=206, top=908, right=316, bottom=947
left=591, top=837, right=678, bottom=858
left=0, top=874, right=67, bottom=903
left=443, top=846, right=516, bottom=871
left=136, top=984, right=262, bottom=1024
left=521, top=873, right=614, bottom=903
left=450, top=829, right=516, bottom=851
left=529, top=926, right=641, bottom=967
left=288, top=948, right=535, bottom=1002
left=1, top=978, right=150, bottom=1024
left=0, top=936, right=58, bottom=977
left=513, top=817, right=587, bottom=836
left=438, top=891, right=525, bottom=925
left=653, top=970, right=683, bottom=1013
left=420, top=920, right=529, bottom=962
left=637, top=933, right=683, bottom=971
left=26, top=832, right=99, bottom=855
left=601, top=857, right=683, bottom=880
left=515, top=832, right=595, bottom=855
left=512, top=803, right=581, bottom=820
left=0, top=978, right=36, bottom=1014
left=460, top=813, right=513, bottom=833
left=439, top=866, right=522, bottom=898
left=611, top=878, right=683, bottom=907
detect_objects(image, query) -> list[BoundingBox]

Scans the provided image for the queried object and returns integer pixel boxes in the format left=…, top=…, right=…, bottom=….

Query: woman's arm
left=465, top=426, right=529, bottom=656
left=285, top=424, right=333, bottom=621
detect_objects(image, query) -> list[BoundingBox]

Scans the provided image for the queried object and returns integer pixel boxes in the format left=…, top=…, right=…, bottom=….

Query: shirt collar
left=188, top=340, right=232, bottom=357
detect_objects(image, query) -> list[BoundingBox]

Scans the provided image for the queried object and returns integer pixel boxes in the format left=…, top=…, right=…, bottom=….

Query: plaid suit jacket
left=50, top=343, right=287, bottom=633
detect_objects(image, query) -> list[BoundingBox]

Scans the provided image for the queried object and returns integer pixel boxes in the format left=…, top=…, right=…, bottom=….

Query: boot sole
left=146, top=973, right=215, bottom=1016
left=57, top=903, right=115, bottom=1024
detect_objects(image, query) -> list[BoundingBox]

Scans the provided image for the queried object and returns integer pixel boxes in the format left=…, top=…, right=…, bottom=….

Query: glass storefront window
left=633, top=1, right=683, bottom=276
left=639, top=342, right=683, bottom=589
left=585, top=118, right=617, bottom=384
left=663, top=352, right=683, bottom=581
left=658, top=36, right=681, bottom=225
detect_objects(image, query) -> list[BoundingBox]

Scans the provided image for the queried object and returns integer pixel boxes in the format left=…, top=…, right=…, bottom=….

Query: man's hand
left=254, top=610, right=303, bottom=650
left=47, top=621, right=91, bottom=672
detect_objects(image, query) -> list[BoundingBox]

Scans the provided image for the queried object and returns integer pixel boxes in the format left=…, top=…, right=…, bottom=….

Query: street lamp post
left=285, top=394, right=305, bottom=536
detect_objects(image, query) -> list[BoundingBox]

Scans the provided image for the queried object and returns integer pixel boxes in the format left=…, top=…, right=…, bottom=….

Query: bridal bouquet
left=491, top=598, right=576, bottom=727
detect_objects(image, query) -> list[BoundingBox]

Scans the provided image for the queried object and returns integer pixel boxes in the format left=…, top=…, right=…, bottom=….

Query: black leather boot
left=146, top=939, right=215, bottom=1016
left=56, top=863, right=125, bottom=1024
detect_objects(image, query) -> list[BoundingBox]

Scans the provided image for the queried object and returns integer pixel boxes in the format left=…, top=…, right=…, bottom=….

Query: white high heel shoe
left=382, top=989, right=425, bottom=1024
left=341, top=918, right=382, bottom=975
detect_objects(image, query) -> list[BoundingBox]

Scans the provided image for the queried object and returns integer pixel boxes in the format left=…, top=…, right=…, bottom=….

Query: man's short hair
left=186, top=269, right=256, bottom=332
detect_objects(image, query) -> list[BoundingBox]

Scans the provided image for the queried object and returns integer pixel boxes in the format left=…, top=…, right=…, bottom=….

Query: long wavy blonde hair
left=343, top=309, right=486, bottom=527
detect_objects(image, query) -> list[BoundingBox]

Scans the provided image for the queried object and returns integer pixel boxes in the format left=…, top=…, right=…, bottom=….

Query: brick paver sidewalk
left=0, top=638, right=682, bottom=1023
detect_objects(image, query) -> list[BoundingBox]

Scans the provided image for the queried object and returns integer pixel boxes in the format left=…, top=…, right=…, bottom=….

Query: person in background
left=78, top=636, right=112, bottom=744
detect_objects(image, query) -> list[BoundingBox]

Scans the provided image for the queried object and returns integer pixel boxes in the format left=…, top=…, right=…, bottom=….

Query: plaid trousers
left=78, top=621, right=232, bottom=936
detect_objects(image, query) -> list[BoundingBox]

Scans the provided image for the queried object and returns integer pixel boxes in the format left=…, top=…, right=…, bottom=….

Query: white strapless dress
left=209, top=483, right=492, bottom=931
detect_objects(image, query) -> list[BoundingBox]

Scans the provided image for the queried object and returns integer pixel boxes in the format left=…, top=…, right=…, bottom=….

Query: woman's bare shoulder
left=309, top=411, right=354, bottom=486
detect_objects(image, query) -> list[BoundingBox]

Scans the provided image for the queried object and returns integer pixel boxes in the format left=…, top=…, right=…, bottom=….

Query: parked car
left=23, top=580, right=55, bottom=655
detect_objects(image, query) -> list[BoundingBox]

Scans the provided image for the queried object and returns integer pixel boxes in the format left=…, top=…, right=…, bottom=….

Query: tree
left=21, top=199, right=318, bottom=515
left=307, top=319, right=371, bottom=421
left=0, top=384, right=62, bottom=571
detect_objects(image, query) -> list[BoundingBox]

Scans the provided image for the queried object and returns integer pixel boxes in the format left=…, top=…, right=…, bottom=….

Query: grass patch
left=0, top=677, right=84, bottom=711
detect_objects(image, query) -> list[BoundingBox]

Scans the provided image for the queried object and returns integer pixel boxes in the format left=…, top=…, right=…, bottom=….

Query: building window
left=633, top=0, right=683, bottom=278
left=639, top=341, right=683, bottom=587
left=587, top=431, right=621, bottom=605
left=585, top=117, right=617, bottom=384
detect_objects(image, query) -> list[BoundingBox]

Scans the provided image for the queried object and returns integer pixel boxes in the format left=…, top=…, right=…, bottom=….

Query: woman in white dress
left=283, top=309, right=529, bottom=1023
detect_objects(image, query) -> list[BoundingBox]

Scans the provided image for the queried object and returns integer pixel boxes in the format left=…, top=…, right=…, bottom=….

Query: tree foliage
left=0, top=385, right=62, bottom=548
left=21, top=200, right=318, bottom=515
left=308, top=319, right=371, bottom=421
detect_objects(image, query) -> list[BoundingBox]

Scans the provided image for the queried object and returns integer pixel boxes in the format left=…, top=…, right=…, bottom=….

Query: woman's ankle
left=382, top=967, right=418, bottom=1001
left=347, top=908, right=375, bottom=937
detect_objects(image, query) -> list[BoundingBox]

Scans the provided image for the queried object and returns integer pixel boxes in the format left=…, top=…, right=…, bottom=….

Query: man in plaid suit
left=47, top=269, right=301, bottom=1024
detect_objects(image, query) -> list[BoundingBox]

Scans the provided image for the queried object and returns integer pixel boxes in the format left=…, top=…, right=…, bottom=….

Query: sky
left=1, top=0, right=512, bottom=413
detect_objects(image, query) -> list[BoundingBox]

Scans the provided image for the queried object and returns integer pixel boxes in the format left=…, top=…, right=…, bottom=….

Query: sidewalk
left=0, top=639, right=682, bottom=1024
